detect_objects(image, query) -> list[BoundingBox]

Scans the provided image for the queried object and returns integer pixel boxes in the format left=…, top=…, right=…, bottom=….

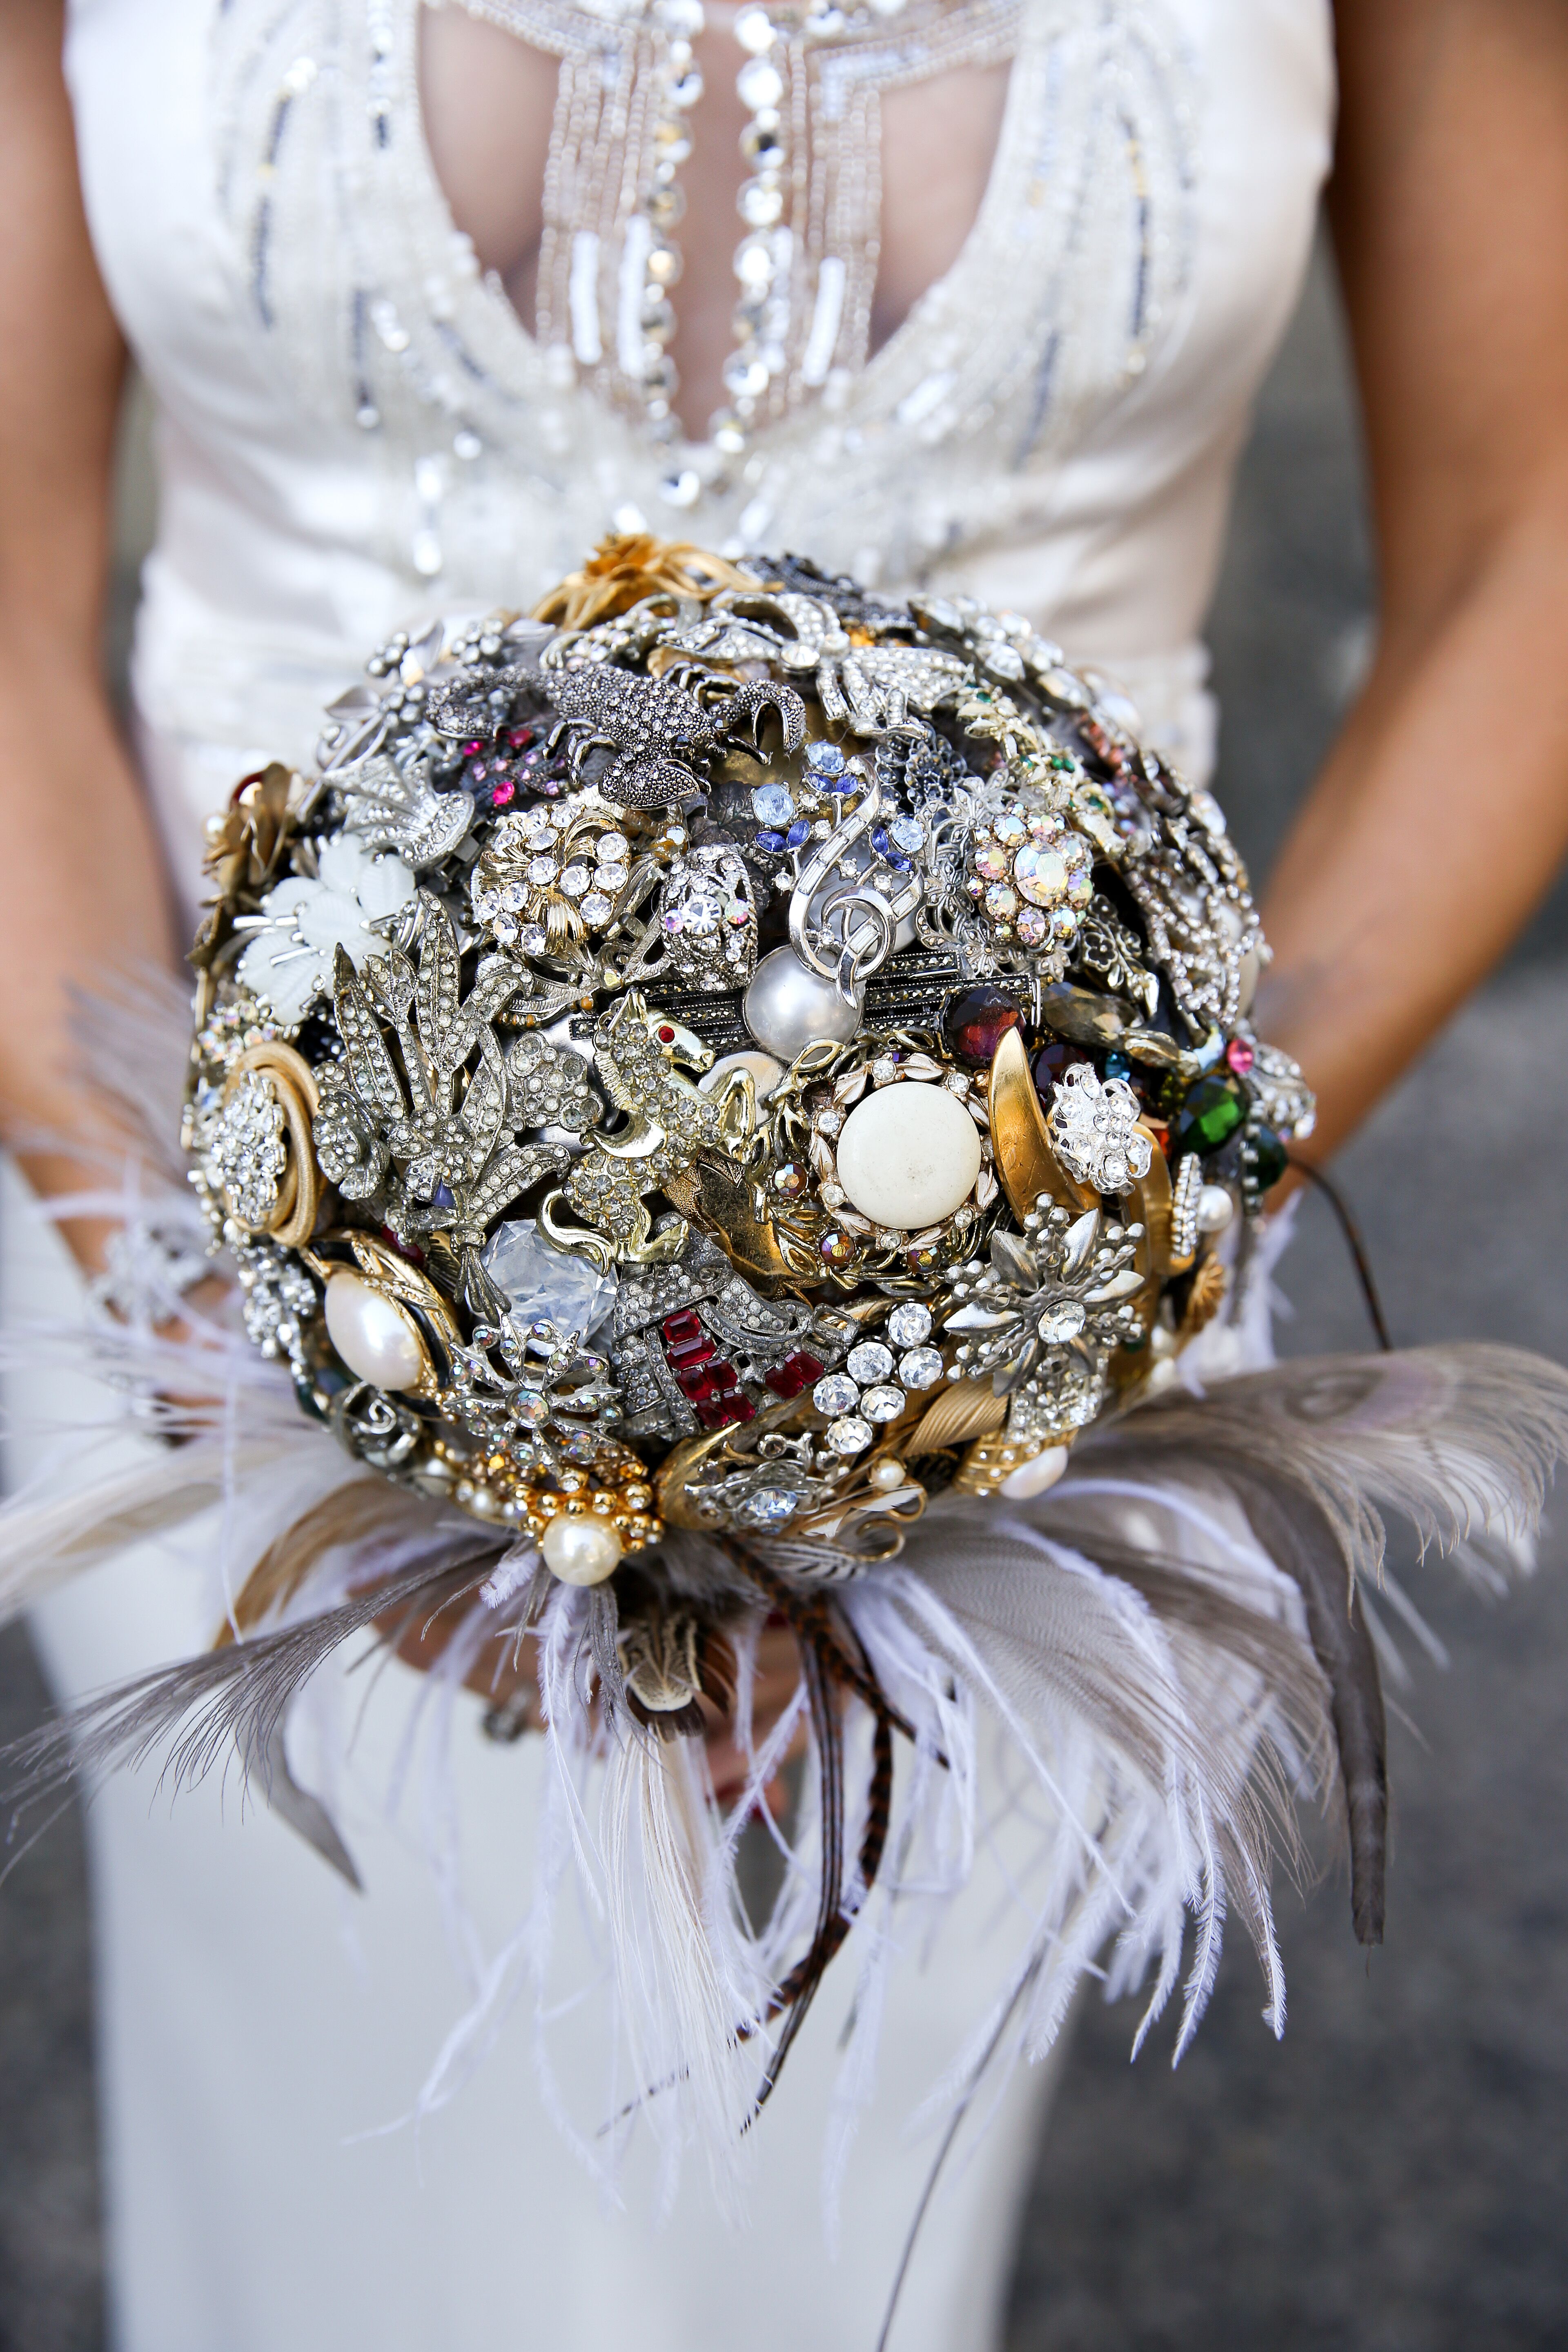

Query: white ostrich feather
left=1, top=1138, right=1565, bottom=2205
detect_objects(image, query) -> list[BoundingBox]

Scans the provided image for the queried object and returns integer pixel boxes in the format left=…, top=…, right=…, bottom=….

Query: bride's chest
left=68, top=0, right=1332, bottom=566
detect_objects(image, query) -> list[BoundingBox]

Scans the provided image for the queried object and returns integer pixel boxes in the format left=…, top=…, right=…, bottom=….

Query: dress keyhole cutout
left=418, top=1, right=1010, bottom=446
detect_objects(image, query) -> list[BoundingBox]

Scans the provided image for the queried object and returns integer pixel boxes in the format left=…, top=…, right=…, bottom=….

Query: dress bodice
left=65, top=0, right=1332, bottom=904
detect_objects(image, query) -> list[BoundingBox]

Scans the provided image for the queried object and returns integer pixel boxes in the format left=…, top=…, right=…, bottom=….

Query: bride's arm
left=0, top=3, right=180, bottom=1269
left=1258, top=0, right=1568, bottom=1158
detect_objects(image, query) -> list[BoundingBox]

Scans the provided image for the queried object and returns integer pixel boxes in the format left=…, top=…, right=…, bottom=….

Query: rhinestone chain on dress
left=461, top=0, right=1018, bottom=476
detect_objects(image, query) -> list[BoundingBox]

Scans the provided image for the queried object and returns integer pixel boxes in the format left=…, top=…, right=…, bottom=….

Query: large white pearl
left=541, top=1514, right=624, bottom=1586
left=836, top=1082, right=982, bottom=1229
left=323, top=1271, right=426, bottom=1393
left=743, top=947, right=861, bottom=1060
left=999, top=1445, right=1070, bottom=1500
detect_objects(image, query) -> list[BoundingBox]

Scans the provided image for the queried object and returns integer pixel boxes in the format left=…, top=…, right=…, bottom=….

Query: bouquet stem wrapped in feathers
left=5, top=544, right=1567, bottom=2206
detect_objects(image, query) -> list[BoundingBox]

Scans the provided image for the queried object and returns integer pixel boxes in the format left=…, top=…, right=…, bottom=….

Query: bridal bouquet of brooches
left=5, top=537, right=1566, bottom=2180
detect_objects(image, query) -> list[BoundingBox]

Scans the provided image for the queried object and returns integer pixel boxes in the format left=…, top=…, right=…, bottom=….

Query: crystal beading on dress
left=208, top=1, right=1192, bottom=585
left=377, top=0, right=1019, bottom=467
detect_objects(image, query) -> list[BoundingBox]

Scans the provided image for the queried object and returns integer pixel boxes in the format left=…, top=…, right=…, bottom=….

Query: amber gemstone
left=944, top=986, right=1025, bottom=1066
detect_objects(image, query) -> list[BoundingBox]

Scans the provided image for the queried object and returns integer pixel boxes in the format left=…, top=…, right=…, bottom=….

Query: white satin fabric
left=37, top=4, right=1333, bottom=2346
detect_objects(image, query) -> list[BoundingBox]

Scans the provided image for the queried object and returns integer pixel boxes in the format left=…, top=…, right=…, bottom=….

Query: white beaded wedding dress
left=10, top=2, right=1331, bottom=2345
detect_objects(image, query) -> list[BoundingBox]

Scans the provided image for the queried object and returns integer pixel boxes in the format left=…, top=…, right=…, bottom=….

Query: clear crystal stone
left=860, top=1383, right=906, bottom=1422
left=825, top=1414, right=872, bottom=1456
left=886, top=1301, right=932, bottom=1347
left=812, top=1372, right=860, bottom=1416
left=1036, top=1300, right=1087, bottom=1343
left=481, top=1219, right=617, bottom=1338
left=846, top=1340, right=893, bottom=1383
left=898, top=1345, right=943, bottom=1390
left=740, top=1487, right=799, bottom=1527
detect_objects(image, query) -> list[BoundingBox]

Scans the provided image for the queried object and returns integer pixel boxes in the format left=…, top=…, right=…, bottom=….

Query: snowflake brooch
left=943, top=1201, right=1146, bottom=1439
left=1045, top=1062, right=1154, bottom=1195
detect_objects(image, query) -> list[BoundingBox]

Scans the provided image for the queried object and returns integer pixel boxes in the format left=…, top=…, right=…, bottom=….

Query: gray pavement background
left=3, top=232, right=1567, bottom=2349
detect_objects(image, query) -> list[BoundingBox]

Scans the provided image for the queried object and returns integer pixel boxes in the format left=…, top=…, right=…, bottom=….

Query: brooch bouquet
left=4, top=537, right=1564, bottom=2185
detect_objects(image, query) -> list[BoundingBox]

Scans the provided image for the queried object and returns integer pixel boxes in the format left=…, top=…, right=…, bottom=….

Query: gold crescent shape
left=986, top=1027, right=1098, bottom=1221
left=1125, top=1121, right=1172, bottom=1298
left=1107, top=1120, right=1173, bottom=1393
left=232, top=1039, right=321, bottom=1115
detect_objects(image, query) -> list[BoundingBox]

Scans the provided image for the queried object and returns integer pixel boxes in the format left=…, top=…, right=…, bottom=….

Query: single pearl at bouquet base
left=323, top=1271, right=427, bottom=1393
left=542, top=1513, right=624, bottom=1586
left=999, top=1446, right=1070, bottom=1500
left=1196, top=1183, right=1235, bottom=1234
left=743, top=947, right=862, bottom=1060
left=836, top=1082, right=982, bottom=1229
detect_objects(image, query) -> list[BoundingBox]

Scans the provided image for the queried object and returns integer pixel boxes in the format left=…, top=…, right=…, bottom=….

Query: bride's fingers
left=702, top=1618, right=811, bottom=1812
left=380, top=1602, right=815, bottom=1807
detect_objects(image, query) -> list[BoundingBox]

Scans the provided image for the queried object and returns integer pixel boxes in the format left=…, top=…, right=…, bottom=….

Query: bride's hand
left=394, top=1600, right=808, bottom=1814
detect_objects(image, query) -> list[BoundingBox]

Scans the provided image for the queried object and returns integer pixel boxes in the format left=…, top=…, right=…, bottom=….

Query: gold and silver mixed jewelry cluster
left=185, top=535, right=1313, bottom=1588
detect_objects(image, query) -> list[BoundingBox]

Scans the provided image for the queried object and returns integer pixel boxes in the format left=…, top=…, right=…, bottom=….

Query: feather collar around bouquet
left=5, top=537, right=1566, bottom=2188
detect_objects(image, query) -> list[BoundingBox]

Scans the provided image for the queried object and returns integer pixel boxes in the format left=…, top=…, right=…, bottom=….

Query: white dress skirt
left=27, top=0, right=1335, bottom=2340
left=8, top=1158, right=1064, bottom=2351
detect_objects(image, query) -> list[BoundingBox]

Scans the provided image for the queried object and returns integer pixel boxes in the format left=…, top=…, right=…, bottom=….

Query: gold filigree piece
left=1179, top=1254, right=1229, bottom=1339
left=532, top=535, right=756, bottom=632
left=953, top=1433, right=1038, bottom=1496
